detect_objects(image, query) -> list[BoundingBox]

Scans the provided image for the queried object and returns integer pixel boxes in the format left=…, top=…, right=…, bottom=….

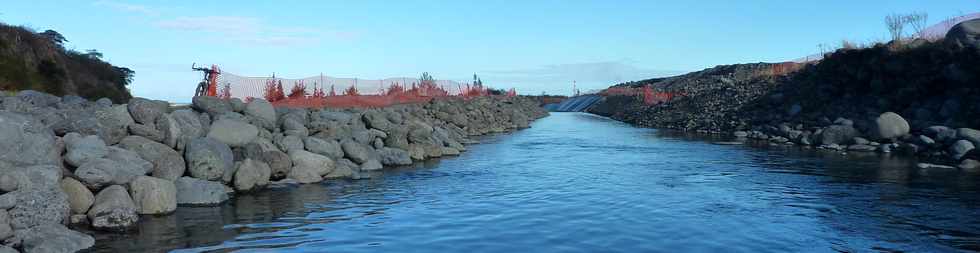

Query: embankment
left=0, top=91, right=547, bottom=253
left=589, top=20, right=980, bottom=169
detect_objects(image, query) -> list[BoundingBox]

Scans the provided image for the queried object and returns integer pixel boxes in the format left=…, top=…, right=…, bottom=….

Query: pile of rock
left=734, top=111, right=980, bottom=171
left=0, top=90, right=546, bottom=253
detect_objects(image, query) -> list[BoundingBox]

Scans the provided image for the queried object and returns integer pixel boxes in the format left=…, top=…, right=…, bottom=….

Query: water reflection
left=90, top=113, right=980, bottom=252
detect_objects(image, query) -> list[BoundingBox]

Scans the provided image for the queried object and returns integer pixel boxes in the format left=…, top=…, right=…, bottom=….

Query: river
left=90, top=112, right=980, bottom=252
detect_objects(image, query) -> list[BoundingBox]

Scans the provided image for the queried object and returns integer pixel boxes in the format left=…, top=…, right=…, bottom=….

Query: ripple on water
left=90, top=113, right=980, bottom=252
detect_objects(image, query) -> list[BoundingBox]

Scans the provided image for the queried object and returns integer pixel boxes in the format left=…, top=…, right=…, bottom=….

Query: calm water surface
left=91, top=112, right=980, bottom=252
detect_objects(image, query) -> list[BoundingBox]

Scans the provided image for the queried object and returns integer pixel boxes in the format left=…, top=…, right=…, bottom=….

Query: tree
left=885, top=14, right=906, bottom=42
left=84, top=49, right=103, bottom=60
left=39, top=30, right=67, bottom=46
left=906, top=11, right=928, bottom=37
left=113, top=66, right=134, bottom=86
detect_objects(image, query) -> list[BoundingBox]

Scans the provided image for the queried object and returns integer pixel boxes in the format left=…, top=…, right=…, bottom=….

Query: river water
left=91, top=112, right=980, bottom=252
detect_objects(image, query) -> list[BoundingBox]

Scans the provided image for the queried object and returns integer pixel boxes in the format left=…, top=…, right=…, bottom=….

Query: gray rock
left=275, top=135, right=305, bottom=153
left=13, top=224, right=94, bottom=253
left=819, top=125, right=859, bottom=145
left=852, top=137, right=870, bottom=145
left=87, top=185, right=138, bottom=231
left=958, top=159, right=980, bottom=172
left=0, top=210, right=10, bottom=240
left=950, top=140, right=975, bottom=160
left=243, top=138, right=292, bottom=179
left=63, top=133, right=109, bottom=168
left=7, top=187, right=69, bottom=230
left=282, top=118, right=309, bottom=137
left=957, top=128, right=980, bottom=146
left=916, top=163, right=956, bottom=170
left=360, top=159, right=383, bottom=171
left=129, top=176, right=177, bottom=215
left=192, top=96, right=232, bottom=117
left=946, top=18, right=980, bottom=48
left=244, top=99, right=277, bottom=128
left=0, top=111, right=58, bottom=166
left=287, top=150, right=334, bottom=184
left=171, top=109, right=206, bottom=147
left=0, top=165, right=62, bottom=191
left=118, top=136, right=186, bottom=181
left=207, top=119, right=259, bottom=147
left=127, top=97, right=167, bottom=124
left=156, top=113, right=182, bottom=149
left=324, top=159, right=357, bottom=179
left=107, top=104, right=134, bottom=128
left=847, top=144, right=877, bottom=152
left=924, top=126, right=957, bottom=142
left=128, top=123, right=164, bottom=142
left=234, top=159, right=271, bottom=192
left=104, top=146, right=153, bottom=175
left=915, top=135, right=936, bottom=147
left=184, top=138, right=234, bottom=181
left=229, top=98, right=246, bottom=112
left=304, top=137, right=344, bottom=159
left=733, top=131, right=749, bottom=138
left=0, top=174, right=16, bottom=193
left=873, top=112, right=909, bottom=140
left=174, top=177, right=229, bottom=206
left=363, top=110, right=391, bottom=131
left=832, top=117, right=854, bottom=126
left=16, top=90, right=60, bottom=107
left=377, top=147, right=412, bottom=166
left=441, top=147, right=461, bottom=156
left=341, top=140, right=371, bottom=164
left=0, top=193, right=12, bottom=210
left=59, top=178, right=94, bottom=214
left=96, top=97, right=113, bottom=107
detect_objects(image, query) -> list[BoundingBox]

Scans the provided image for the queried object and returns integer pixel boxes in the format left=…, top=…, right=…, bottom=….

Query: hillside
left=0, top=22, right=133, bottom=102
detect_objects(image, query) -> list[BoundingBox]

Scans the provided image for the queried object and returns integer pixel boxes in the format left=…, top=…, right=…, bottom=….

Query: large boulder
left=341, top=140, right=372, bottom=164
left=7, top=187, right=69, bottom=230
left=243, top=138, right=292, bottom=179
left=304, top=137, right=344, bottom=159
left=75, top=158, right=145, bottom=191
left=129, top=176, right=177, bottom=215
left=87, top=185, right=138, bottom=231
left=156, top=113, right=182, bottom=149
left=873, top=112, right=909, bottom=140
left=207, top=119, right=259, bottom=147
left=107, top=105, right=135, bottom=128
left=128, top=123, right=165, bottom=143
left=15, top=90, right=60, bottom=107
left=0, top=210, right=9, bottom=240
left=104, top=146, right=153, bottom=175
left=275, top=135, right=305, bottom=153
left=229, top=98, right=246, bottom=112
left=127, top=97, right=167, bottom=124
left=234, top=159, right=272, bottom=192
left=63, top=133, right=109, bottom=168
left=59, top=178, right=94, bottom=214
left=244, top=99, right=277, bottom=128
left=377, top=147, right=413, bottom=166
left=171, top=109, right=207, bottom=147
left=118, top=136, right=186, bottom=181
left=363, top=110, right=392, bottom=131
left=184, top=138, right=234, bottom=181
left=818, top=125, right=860, bottom=145
left=174, top=177, right=229, bottom=206
left=324, top=158, right=357, bottom=179
left=287, top=150, right=335, bottom=184
left=13, top=224, right=94, bottom=253
left=924, top=126, right=957, bottom=143
left=957, top=128, right=980, bottom=146
left=950, top=140, right=975, bottom=160
left=192, top=96, right=232, bottom=117
left=946, top=18, right=980, bottom=48
left=0, top=112, right=58, bottom=166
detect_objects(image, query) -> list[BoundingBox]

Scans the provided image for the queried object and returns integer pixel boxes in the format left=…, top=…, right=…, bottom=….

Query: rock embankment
left=0, top=91, right=546, bottom=253
left=590, top=20, right=980, bottom=169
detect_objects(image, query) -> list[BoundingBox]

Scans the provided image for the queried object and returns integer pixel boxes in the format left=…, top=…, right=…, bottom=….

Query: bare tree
left=885, top=14, right=906, bottom=42
left=905, top=11, right=929, bottom=38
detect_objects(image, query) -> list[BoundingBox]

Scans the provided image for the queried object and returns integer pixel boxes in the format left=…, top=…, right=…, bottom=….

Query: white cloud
left=92, top=0, right=158, bottom=16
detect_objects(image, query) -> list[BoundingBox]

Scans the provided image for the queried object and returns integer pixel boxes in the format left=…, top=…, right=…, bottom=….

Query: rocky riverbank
left=590, top=19, right=980, bottom=170
left=0, top=91, right=546, bottom=253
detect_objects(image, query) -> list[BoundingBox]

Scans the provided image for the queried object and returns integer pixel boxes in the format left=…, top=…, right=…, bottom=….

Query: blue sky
left=3, top=1, right=977, bottom=101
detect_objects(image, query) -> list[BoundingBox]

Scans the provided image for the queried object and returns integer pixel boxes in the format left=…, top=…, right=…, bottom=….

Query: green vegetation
left=0, top=22, right=133, bottom=102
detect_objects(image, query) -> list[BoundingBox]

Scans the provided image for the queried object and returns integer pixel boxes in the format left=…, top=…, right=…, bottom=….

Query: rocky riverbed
left=0, top=90, right=546, bottom=253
